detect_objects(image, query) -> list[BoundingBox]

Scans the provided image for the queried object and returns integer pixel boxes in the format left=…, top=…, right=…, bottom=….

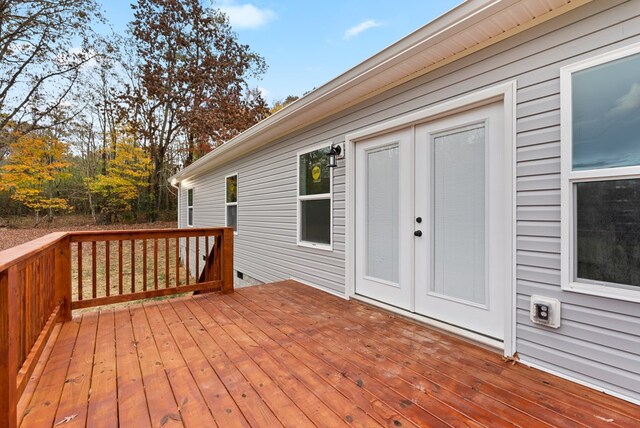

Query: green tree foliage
left=87, top=139, right=151, bottom=223
left=0, top=132, right=72, bottom=222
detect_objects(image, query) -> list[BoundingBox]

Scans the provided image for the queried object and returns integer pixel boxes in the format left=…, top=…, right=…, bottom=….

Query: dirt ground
left=0, top=217, right=178, bottom=252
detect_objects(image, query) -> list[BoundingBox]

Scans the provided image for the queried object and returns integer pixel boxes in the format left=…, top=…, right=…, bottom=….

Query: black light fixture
left=327, top=144, right=342, bottom=168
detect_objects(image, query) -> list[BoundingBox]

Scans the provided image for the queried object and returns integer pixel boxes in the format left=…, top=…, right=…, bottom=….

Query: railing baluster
left=92, top=241, right=97, bottom=299
left=142, top=239, right=148, bottom=292
left=186, top=236, right=190, bottom=286
left=175, top=237, right=179, bottom=287
left=195, top=236, right=200, bottom=283
left=77, top=242, right=83, bottom=301
left=165, top=238, right=169, bottom=288
left=118, top=240, right=123, bottom=296
left=204, top=235, right=210, bottom=282
left=105, top=241, right=110, bottom=297
left=154, top=239, right=158, bottom=290
left=131, top=239, right=135, bottom=293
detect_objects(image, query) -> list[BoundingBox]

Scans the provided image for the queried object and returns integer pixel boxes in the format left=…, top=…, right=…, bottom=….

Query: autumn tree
left=270, top=95, right=300, bottom=114
left=87, top=138, right=151, bottom=223
left=0, top=0, right=107, bottom=159
left=122, top=0, right=269, bottom=218
left=0, top=132, right=72, bottom=222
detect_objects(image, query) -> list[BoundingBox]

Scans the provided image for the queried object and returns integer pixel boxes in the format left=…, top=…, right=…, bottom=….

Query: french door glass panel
left=433, top=125, right=486, bottom=305
left=366, top=145, right=400, bottom=284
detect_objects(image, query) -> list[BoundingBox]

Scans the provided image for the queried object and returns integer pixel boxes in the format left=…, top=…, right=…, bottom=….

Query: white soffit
left=172, top=0, right=589, bottom=182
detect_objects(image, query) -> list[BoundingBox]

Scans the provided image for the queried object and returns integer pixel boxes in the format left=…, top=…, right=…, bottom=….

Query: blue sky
left=99, top=0, right=461, bottom=103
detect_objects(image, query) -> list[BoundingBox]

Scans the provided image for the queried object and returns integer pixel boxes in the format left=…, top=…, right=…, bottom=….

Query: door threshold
left=352, top=294, right=505, bottom=355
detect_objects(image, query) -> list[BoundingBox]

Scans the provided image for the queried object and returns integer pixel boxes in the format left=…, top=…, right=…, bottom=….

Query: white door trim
left=345, top=81, right=517, bottom=356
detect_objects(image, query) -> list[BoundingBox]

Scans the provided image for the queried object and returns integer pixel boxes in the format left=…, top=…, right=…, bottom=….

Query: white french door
left=355, top=102, right=507, bottom=341
left=354, top=128, right=413, bottom=310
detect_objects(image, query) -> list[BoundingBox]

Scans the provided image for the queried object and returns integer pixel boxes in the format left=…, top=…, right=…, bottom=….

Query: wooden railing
left=0, top=227, right=233, bottom=428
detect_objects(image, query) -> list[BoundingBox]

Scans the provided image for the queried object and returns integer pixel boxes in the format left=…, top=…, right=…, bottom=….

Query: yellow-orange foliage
left=87, top=139, right=151, bottom=218
left=0, top=133, right=72, bottom=216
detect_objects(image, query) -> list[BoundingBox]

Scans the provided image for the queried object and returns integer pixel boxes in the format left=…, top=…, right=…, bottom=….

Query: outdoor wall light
left=327, top=144, right=342, bottom=168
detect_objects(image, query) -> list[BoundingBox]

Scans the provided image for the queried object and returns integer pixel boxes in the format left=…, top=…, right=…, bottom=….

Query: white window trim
left=186, top=187, right=194, bottom=227
left=560, top=42, right=640, bottom=303
left=296, top=143, right=333, bottom=251
left=225, top=172, right=239, bottom=235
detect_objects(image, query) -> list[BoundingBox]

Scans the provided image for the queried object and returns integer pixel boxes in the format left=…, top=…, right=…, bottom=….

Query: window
left=561, top=43, right=640, bottom=302
left=297, top=145, right=332, bottom=249
left=225, top=174, right=238, bottom=232
left=187, top=188, right=194, bottom=227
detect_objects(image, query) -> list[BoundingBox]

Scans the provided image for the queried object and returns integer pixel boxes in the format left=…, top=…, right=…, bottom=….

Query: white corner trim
left=345, top=81, right=517, bottom=356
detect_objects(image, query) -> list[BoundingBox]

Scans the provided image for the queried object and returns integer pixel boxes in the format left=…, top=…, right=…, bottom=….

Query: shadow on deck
left=18, top=280, right=640, bottom=427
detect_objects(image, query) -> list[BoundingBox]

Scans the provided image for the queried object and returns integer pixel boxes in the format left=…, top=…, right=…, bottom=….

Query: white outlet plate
left=530, top=295, right=561, bottom=328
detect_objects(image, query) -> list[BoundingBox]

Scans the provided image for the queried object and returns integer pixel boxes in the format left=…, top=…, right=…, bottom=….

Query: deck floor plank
left=246, top=284, right=568, bottom=426
left=222, top=292, right=418, bottom=428
left=86, top=310, right=118, bottom=428
left=195, top=295, right=370, bottom=427
left=235, top=286, right=494, bottom=427
left=171, top=298, right=310, bottom=428
left=113, top=307, right=152, bottom=428
left=268, top=282, right=640, bottom=428
left=20, top=320, right=80, bottom=427
left=21, top=281, right=640, bottom=428
left=52, top=312, right=99, bottom=427
left=227, top=291, right=452, bottom=427
left=141, top=302, right=218, bottom=427
left=128, top=305, right=184, bottom=428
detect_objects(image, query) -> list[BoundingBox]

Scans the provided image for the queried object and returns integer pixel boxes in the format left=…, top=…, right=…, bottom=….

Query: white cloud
left=344, top=20, right=382, bottom=40
left=258, top=86, right=270, bottom=99
left=607, top=82, right=640, bottom=118
left=218, top=1, right=276, bottom=29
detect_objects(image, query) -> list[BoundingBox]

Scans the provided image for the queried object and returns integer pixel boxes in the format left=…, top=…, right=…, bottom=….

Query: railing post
left=221, top=228, right=234, bottom=294
left=55, top=236, right=72, bottom=322
left=1, top=267, right=19, bottom=428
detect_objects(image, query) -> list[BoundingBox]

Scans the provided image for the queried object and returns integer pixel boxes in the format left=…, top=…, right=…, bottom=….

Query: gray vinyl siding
left=183, top=0, right=640, bottom=402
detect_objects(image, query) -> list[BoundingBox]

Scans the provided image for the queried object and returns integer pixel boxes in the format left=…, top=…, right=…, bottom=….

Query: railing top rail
left=0, top=232, right=68, bottom=273
left=68, top=227, right=230, bottom=242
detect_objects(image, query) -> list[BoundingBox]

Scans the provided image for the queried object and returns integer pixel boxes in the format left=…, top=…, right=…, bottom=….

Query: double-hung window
left=297, top=145, right=332, bottom=249
left=187, top=188, right=194, bottom=227
left=561, top=43, right=640, bottom=302
left=225, top=174, right=238, bottom=233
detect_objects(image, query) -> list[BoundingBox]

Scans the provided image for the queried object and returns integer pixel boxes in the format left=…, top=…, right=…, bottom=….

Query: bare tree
left=0, top=0, right=105, bottom=159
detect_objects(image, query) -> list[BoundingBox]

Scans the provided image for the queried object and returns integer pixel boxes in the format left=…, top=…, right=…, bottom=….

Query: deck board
left=19, top=281, right=640, bottom=427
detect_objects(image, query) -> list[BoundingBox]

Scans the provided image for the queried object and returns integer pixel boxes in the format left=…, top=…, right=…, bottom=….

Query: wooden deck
left=18, top=281, right=640, bottom=427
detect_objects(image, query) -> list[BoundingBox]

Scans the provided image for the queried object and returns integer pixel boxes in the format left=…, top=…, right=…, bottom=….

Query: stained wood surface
left=19, top=281, right=640, bottom=427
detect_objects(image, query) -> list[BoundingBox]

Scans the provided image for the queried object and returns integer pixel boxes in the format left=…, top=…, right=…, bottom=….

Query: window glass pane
left=226, top=205, right=237, bottom=231
left=226, top=175, right=237, bottom=203
left=188, top=207, right=193, bottom=225
left=299, top=147, right=330, bottom=196
left=300, top=199, right=330, bottom=244
left=576, top=179, right=640, bottom=287
left=572, top=52, right=640, bottom=170
left=434, top=125, right=486, bottom=304
left=188, top=189, right=193, bottom=206
left=365, top=145, right=399, bottom=284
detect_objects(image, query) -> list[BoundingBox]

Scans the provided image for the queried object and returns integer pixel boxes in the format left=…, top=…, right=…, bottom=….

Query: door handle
left=414, top=230, right=423, bottom=237
left=416, top=217, right=422, bottom=223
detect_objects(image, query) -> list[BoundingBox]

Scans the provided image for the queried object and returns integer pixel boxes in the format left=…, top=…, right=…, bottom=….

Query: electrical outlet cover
left=530, top=295, right=561, bottom=328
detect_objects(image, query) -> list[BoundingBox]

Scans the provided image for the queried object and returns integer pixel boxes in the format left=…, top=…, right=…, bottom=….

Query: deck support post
left=1, top=267, right=20, bottom=428
left=54, top=236, right=72, bottom=322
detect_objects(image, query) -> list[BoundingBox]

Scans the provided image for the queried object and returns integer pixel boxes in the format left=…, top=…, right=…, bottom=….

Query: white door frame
left=344, top=81, right=517, bottom=356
